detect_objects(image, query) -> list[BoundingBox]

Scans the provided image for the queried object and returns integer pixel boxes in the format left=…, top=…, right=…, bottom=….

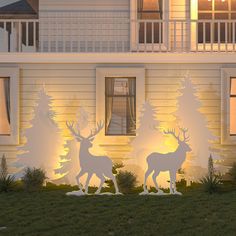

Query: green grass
left=0, top=186, right=236, bottom=236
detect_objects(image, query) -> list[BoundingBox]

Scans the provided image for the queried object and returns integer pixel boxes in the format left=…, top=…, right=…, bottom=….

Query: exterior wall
left=38, top=0, right=193, bottom=52
left=170, top=0, right=190, bottom=50
left=1, top=62, right=236, bottom=174
left=39, top=0, right=130, bottom=52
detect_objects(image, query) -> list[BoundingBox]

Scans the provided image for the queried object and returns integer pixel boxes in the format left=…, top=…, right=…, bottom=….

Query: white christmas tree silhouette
left=16, top=87, right=63, bottom=179
left=126, top=101, right=165, bottom=183
left=54, top=107, right=89, bottom=185
left=175, top=74, right=216, bottom=178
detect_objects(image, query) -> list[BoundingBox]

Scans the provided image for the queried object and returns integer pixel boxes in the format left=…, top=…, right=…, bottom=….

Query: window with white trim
left=130, top=0, right=169, bottom=51
left=0, top=68, right=19, bottom=145
left=230, top=77, right=236, bottom=135
left=221, top=68, right=236, bottom=144
left=138, top=0, right=163, bottom=44
left=96, top=68, right=145, bottom=138
left=197, top=0, right=236, bottom=43
left=0, top=77, right=10, bottom=135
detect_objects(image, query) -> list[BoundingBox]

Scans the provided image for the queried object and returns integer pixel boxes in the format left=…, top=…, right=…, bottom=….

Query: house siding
left=1, top=63, right=236, bottom=173
left=38, top=0, right=193, bottom=52
left=39, top=0, right=130, bottom=52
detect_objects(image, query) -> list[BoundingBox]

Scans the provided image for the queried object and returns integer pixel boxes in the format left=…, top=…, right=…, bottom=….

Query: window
left=138, top=0, right=163, bottom=44
left=0, top=68, right=19, bottom=145
left=96, top=68, right=145, bottom=138
left=230, top=78, right=236, bottom=135
left=0, top=78, right=10, bottom=136
left=198, top=0, right=236, bottom=43
left=105, top=78, right=136, bottom=136
left=130, top=0, right=169, bottom=51
left=221, top=68, right=236, bottom=144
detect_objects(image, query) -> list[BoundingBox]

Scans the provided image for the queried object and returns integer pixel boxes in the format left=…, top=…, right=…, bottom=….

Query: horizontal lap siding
left=0, top=64, right=97, bottom=170
left=145, top=64, right=221, bottom=130
left=170, top=0, right=190, bottom=50
left=39, top=0, right=130, bottom=52
left=145, top=64, right=236, bottom=166
left=1, top=63, right=236, bottom=172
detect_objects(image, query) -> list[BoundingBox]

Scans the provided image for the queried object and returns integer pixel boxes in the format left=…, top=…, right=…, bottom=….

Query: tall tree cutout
left=16, top=87, right=63, bottom=179
left=54, top=107, right=89, bottom=185
left=175, top=74, right=217, bottom=181
left=126, top=101, right=166, bottom=183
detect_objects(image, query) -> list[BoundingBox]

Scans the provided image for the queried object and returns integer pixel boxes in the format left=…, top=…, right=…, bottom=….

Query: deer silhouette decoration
left=141, top=128, right=192, bottom=195
left=66, top=121, right=121, bottom=195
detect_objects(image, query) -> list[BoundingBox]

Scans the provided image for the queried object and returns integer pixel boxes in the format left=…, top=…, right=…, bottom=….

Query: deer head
left=66, top=121, right=104, bottom=149
left=164, top=128, right=192, bottom=153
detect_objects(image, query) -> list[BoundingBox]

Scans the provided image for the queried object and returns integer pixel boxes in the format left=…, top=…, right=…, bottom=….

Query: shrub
left=22, top=167, right=47, bottom=191
left=0, top=175, right=15, bottom=192
left=0, top=155, right=15, bottom=192
left=116, top=170, right=137, bottom=194
left=201, top=175, right=221, bottom=194
left=228, top=162, right=236, bottom=183
left=200, top=155, right=221, bottom=194
left=105, top=162, right=124, bottom=188
left=112, top=162, right=124, bottom=175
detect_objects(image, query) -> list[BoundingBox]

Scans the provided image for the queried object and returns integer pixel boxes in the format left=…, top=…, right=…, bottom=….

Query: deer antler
left=164, top=129, right=180, bottom=142
left=66, top=121, right=84, bottom=140
left=88, top=121, right=104, bottom=140
left=179, top=127, right=190, bottom=142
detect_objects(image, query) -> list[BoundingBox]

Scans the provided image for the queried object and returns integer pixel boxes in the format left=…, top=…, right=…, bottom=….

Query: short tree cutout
left=54, top=107, right=89, bottom=185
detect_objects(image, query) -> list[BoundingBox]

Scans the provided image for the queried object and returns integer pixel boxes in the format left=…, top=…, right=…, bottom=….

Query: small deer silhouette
left=66, top=121, right=121, bottom=195
left=142, top=128, right=192, bottom=195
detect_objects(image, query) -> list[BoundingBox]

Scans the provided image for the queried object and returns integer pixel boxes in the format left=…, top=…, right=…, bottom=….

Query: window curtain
left=105, top=78, right=115, bottom=133
left=138, top=0, right=162, bottom=19
left=4, top=79, right=10, bottom=124
left=0, top=78, right=10, bottom=135
left=127, top=79, right=136, bottom=134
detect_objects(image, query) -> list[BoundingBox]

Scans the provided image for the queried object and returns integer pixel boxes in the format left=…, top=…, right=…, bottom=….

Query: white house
left=0, top=0, right=236, bottom=184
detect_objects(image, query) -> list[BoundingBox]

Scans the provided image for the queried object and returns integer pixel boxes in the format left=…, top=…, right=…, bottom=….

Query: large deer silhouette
left=66, top=121, right=121, bottom=195
left=142, top=128, right=192, bottom=195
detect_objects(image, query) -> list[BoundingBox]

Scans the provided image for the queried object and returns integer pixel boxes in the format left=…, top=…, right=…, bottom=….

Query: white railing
left=1, top=19, right=236, bottom=53
left=0, top=19, right=39, bottom=52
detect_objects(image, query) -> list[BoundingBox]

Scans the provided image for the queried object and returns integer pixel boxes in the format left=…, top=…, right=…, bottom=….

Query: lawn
left=0, top=187, right=236, bottom=236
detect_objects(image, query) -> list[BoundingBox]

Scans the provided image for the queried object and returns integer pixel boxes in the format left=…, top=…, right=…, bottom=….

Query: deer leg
left=143, top=167, right=153, bottom=193
left=76, top=169, right=86, bottom=191
left=169, top=171, right=176, bottom=194
left=84, top=173, right=93, bottom=194
left=170, top=172, right=182, bottom=195
left=109, top=173, right=120, bottom=194
left=152, top=171, right=163, bottom=194
left=95, top=175, right=106, bottom=194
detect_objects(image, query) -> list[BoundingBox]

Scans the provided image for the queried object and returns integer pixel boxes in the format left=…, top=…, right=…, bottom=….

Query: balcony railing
left=0, top=20, right=39, bottom=52
left=1, top=19, right=236, bottom=53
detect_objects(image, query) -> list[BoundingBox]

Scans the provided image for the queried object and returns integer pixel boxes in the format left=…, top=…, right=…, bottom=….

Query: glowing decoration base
left=66, top=190, right=123, bottom=197
left=65, top=120, right=122, bottom=196
left=140, top=128, right=191, bottom=196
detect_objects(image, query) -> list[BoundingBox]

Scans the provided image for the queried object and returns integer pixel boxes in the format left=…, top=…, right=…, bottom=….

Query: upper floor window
left=105, top=78, right=136, bottom=136
left=137, top=0, right=163, bottom=44
left=198, top=0, right=236, bottom=43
